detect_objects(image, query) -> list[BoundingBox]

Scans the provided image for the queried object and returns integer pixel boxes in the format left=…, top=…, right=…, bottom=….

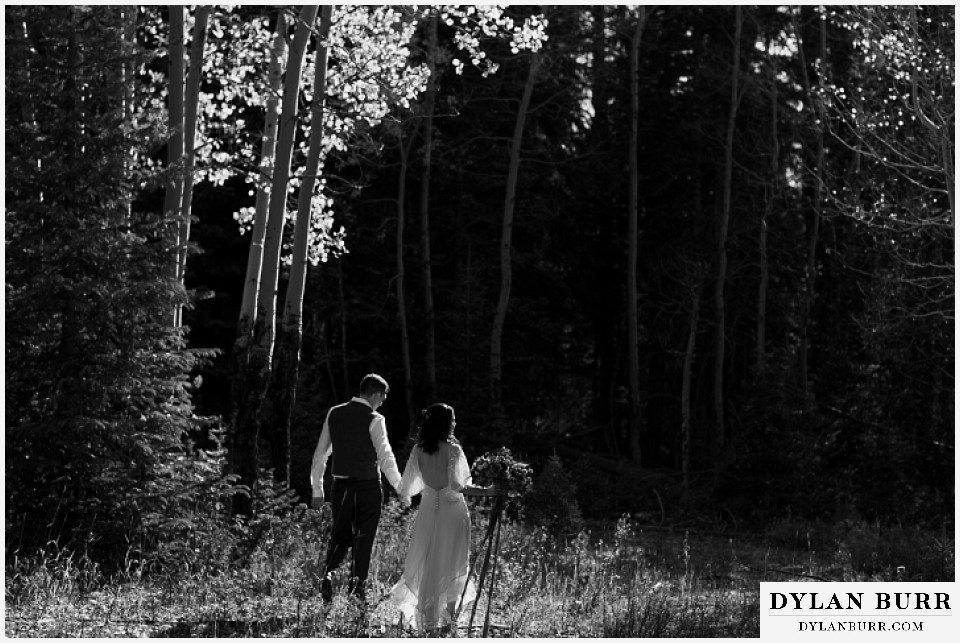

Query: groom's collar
left=351, top=396, right=374, bottom=409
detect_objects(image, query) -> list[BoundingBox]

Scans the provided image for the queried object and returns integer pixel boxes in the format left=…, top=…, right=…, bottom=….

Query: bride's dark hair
left=416, top=403, right=455, bottom=454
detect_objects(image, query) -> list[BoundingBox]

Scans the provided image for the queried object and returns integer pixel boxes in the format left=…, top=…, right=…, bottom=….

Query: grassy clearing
left=5, top=501, right=952, bottom=637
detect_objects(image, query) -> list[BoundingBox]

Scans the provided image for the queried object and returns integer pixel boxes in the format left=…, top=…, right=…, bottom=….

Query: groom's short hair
left=359, top=373, right=389, bottom=397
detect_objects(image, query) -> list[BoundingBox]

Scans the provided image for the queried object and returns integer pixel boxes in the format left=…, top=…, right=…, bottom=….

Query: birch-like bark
left=175, top=6, right=210, bottom=280
left=235, top=11, right=287, bottom=358
left=489, top=53, right=539, bottom=416
left=272, top=5, right=334, bottom=486
left=163, top=6, right=185, bottom=291
left=174, top=6, right=211, bottom=327
left=712, top=6, right=742, bottom=453
left=228, top=11, right=287, bottom=449
left=233, top=5, right=319, bottom=516
left=256, top=4, right=317, bottom=366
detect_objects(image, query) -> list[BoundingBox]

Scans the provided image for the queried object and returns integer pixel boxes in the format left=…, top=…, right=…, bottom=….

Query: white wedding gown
left=390, top=441, right=477, bottom=632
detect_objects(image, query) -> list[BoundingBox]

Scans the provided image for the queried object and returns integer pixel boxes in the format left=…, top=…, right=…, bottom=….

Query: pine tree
left=5, top=4, right=222, bottom=562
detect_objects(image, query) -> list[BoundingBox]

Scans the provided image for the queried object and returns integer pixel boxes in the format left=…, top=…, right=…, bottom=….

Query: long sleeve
left=450, top=443, right=472, bottom=492
left=396, top=447, right=424, bottom=499
left=309, top=409, right=333, bottom=496
left=369, top=413, right=402, bottom=491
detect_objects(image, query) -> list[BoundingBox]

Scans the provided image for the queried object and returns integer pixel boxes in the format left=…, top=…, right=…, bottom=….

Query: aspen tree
left=490, top=52, right=540, bottom=416
left=233, top=5, right=319, bottom=516
left=228, top=11, right=287, bottom=451
left=162, top=6, right=184, bottom=290
left=271, top=5, right=335, bottom=485
left=712, top=5, right=742, bottom=453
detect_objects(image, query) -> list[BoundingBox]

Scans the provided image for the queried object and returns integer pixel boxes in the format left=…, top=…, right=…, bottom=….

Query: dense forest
left=5, top=4, right=954, bottom=570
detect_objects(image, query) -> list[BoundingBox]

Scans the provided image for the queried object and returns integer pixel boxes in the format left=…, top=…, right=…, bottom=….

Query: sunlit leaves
left=822, top=5, right=952, bottom=217
left=128, top=6, right=547, bottom=265
left=818, top=6, right=954, bottom=328
left=228, top=5, right=545, bottom=264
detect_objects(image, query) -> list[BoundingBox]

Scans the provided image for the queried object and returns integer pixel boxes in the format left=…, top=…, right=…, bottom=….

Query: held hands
left=463, top=484, right=504, bottom=497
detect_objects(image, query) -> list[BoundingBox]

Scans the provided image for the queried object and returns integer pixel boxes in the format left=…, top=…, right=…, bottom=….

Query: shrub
left=835, top=521, right=955, bottom=581
left=524, top=455, right=583, bottom=537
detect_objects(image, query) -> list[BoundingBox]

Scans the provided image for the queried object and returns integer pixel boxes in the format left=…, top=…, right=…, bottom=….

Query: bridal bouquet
left=471, top=447, right=533, bottom=498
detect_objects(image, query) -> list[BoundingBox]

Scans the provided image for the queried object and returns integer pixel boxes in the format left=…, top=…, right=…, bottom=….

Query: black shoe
left=320, top=575, right=333, bottom=603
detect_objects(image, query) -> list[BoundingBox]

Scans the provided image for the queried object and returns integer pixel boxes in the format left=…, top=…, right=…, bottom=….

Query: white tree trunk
left=174, top=5, right=211, bottom=326
left=712, top=6, right=742, bottom=453
left=175, top=6, right=210, bottom=281
left=490, top=53, right=539, bottom=415
left=236, top=11, right=287, bottom=348
left=163, top=6, right=184, bottom=295
left=271, top=5, right=334, bottom=485
left=232, top=5, right=319, bottom=516
left=255, top=5, right=319, bottom=359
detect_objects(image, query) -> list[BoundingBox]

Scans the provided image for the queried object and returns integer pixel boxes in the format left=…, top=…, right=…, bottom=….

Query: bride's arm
left=462, top=484, right=504, bottom=497
left=396, top=447, right=423, bottom=501
left=453, top=444, right=506, bottom=496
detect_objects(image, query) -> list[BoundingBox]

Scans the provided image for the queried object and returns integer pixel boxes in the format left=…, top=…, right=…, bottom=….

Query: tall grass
left=4, top=501, right=952, bottom=637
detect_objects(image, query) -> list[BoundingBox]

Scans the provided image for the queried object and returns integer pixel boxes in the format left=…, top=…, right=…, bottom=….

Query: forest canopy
left=4, top=4, right=953, bottom=563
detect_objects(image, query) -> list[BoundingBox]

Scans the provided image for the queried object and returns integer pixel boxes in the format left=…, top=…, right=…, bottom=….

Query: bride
left=389, top=403, right=498, bottom=634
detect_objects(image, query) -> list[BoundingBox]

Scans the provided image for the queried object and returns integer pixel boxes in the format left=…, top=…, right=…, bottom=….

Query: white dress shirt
left=310, top=397, right=402, bottom=497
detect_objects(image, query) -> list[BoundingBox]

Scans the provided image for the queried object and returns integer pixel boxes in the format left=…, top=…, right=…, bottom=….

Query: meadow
left=5, top=493, right=953, bottom=638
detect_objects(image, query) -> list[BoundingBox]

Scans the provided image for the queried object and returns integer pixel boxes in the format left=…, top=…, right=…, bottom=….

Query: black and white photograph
left=4, top=4, right=955, bottom=638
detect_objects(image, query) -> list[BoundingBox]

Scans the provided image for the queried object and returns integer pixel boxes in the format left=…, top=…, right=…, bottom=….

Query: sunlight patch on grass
left=5, top=503, right=950, bottom=637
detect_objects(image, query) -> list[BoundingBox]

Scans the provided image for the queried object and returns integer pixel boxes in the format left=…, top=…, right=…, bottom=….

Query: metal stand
left=455, top=493, right=506, bottom=637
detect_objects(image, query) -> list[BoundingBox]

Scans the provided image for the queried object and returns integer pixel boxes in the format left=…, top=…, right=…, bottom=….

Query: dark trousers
left=322, top=478, right=383, bottom=596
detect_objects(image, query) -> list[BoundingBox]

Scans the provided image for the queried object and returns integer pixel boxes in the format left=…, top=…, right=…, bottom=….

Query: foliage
left=524, top=455, right=584, bottom=537
left=223, top=5, right=548, bottom=265
left=4, top=4, right=225, bottom=564
left=4, top=3, right=954, bottom=570
left=763, top=517, right=954, bottom=583
left=717, top=360, right=953, bottom=531
left=6, top=503, right=953, bottom=637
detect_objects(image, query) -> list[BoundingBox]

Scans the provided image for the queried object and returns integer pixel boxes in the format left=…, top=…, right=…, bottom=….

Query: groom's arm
left=310, top=410, right=333, bottom=508
left=368, top=414, right=402, bottom=493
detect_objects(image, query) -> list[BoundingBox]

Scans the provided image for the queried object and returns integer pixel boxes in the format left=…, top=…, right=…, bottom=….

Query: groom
left=310, top=373, right=405, bottom=603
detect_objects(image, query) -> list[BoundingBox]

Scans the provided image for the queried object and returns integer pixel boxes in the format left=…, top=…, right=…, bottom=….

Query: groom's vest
left=328, top=400, right=380, bottom=480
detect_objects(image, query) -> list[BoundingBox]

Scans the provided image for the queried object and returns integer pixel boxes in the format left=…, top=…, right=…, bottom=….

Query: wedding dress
left=390, top=441, right=477, bottom=632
